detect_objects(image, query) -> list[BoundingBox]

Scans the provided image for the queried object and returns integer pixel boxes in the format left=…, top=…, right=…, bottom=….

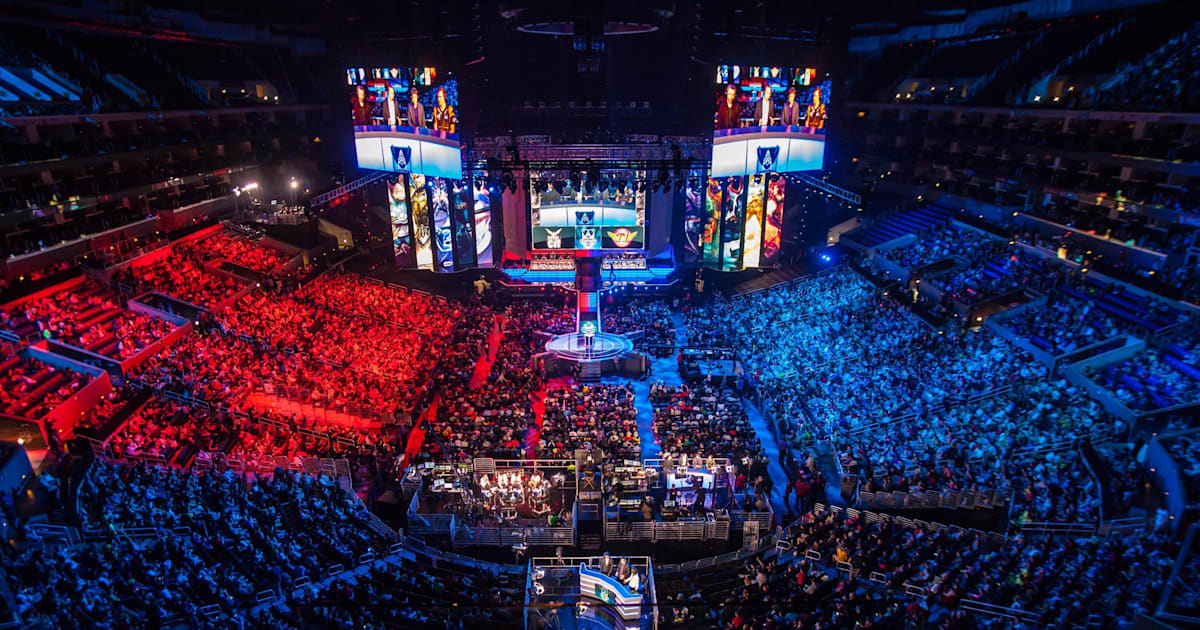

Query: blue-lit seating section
left=842, top=204, right=955, bottom=248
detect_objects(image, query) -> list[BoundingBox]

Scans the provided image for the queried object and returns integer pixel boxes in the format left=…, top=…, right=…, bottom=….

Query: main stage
left=545, top=333, right=635, bottom=361
left=540, top=332, right=644, bottom=381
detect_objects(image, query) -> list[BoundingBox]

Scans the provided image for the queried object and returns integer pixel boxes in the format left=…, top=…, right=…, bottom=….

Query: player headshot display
left=347, top=66, right=462, bottom=179
left=711, top=64, right=831, bottom=177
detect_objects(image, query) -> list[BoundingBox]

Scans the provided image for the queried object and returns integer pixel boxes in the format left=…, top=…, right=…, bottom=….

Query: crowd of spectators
left=650, top=382, right=765, bottom=470
left=422, top=303, right=545, bottom=461
left=6, top=460, right=387, bottom=628
left=1099, top=22, right=1200, bottom=112
left=539, top=383, right=640, bottom=460
left=1160, top=430, right=1200, bottom=505
left=218, top=290, right=443, bottom=413
left=929, top=246, right=1065, bottom=305
left=250, top=556, right=523, bottom=629
left=178, top=231, right=290, bottom=274
left=1, top=280, right=173, bottom=359
left=1007, top=448, right=1102, bottom=529
left=1001, top=288, right=1142, bottom=355
left=686, top=268, right=874, bottom=349
left=113, top=249, right=245, bottom=308
left=604, top=299, right=677, bottom=356
left=882, top=225, right=1000, bottom=269
left=1085, top=340, right=1200, bottom=411
left=504, top=299, right=575, bottom=335
left=664, top=503, right=1177, bottom=629
left=839, top=378, right=1119, bottom=499
left=0, top=352, right=88, bottom=419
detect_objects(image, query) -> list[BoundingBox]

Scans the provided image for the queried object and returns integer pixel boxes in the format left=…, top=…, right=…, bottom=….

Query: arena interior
left=1, top=0, right=1200, bottom=628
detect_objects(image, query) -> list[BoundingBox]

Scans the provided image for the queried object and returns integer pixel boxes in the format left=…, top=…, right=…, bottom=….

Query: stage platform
left=545, top=333, right=635, bottom=361
left=539, top=333, right=645, bottom=381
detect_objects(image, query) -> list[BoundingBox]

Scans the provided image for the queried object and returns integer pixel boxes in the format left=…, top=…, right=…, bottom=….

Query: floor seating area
left=539, top=383, right=640, bottom=460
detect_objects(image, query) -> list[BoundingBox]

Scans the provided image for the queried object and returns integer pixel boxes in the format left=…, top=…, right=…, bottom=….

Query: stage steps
left=579, top=362, right=602, bottom=383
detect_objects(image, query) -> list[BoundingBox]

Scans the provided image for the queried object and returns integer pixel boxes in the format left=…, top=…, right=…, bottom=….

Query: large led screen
left=529, top=176, right=646, bottom=251
left=348, top=66, right=462, bottom=179
left=711, top=65, right=830, bottom=177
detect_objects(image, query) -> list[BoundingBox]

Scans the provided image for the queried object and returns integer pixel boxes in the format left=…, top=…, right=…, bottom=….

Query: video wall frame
left=348, top=66, right=463, bottom=179
left=711, top=64, right=831, bottom=177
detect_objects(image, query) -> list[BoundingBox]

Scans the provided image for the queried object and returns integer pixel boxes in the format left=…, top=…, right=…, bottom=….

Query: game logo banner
left=347, top=66, right=462, bottom=179
left=532, top=226, right=575, bottom=250
left=602, top=226, right=644, bottom=250
left=711, top=64, right=830, bottom=177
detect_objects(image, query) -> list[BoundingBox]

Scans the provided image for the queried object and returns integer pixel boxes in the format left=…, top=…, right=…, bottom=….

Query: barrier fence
left=854, top=487, right=1014, bottom=511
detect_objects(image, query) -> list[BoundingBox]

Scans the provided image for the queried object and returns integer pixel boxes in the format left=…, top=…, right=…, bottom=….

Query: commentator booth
left=526, top=555, right=656, bottom=630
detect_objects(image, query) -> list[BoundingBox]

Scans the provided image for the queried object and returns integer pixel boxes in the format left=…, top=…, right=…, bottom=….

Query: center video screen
left=711, top=65, right=830, bottom=178
left=347, top=66, right=462, bottom=179
left=529, top=177, right=646, bottom=251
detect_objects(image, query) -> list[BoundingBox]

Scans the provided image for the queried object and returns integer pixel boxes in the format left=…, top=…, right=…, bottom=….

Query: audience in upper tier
left=930, top=246, right=1065, bottom=305
left=113, top=249, right=245, bottom=308
left=1086, top=332, right=1200, bottom=411
left=1098, top=22, right=1200, bottom=112
left=883, top=225, right=1000, bottom=270
left=1, top=280, right=173, bottom=359
left=182, top=231, right=290, bottom=274
left=0, top=353, right=88, bottom=419
left=1001, top=288, right=1143, bottom=355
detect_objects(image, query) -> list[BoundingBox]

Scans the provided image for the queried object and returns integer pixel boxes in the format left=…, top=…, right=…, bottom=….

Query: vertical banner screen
left=742, top=174, right=766, bottom=268
left=721, top=177, right=746, bottom=271
left=388, top=176, right=412, bottom=267
left=411, top=174, right=432, bottom=269
left=430, top=178, right=455, bottom=272
left=452, top=180, right=476, bottom=268
left=711, top=64, right=830, bottom=177
left=473, top=182, right=494, bottom=267
left=702, top=179, right=723, bottom=266
left=682, top=180, right=705, bottom=265
left=763, top=173, right=786, bottom=265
